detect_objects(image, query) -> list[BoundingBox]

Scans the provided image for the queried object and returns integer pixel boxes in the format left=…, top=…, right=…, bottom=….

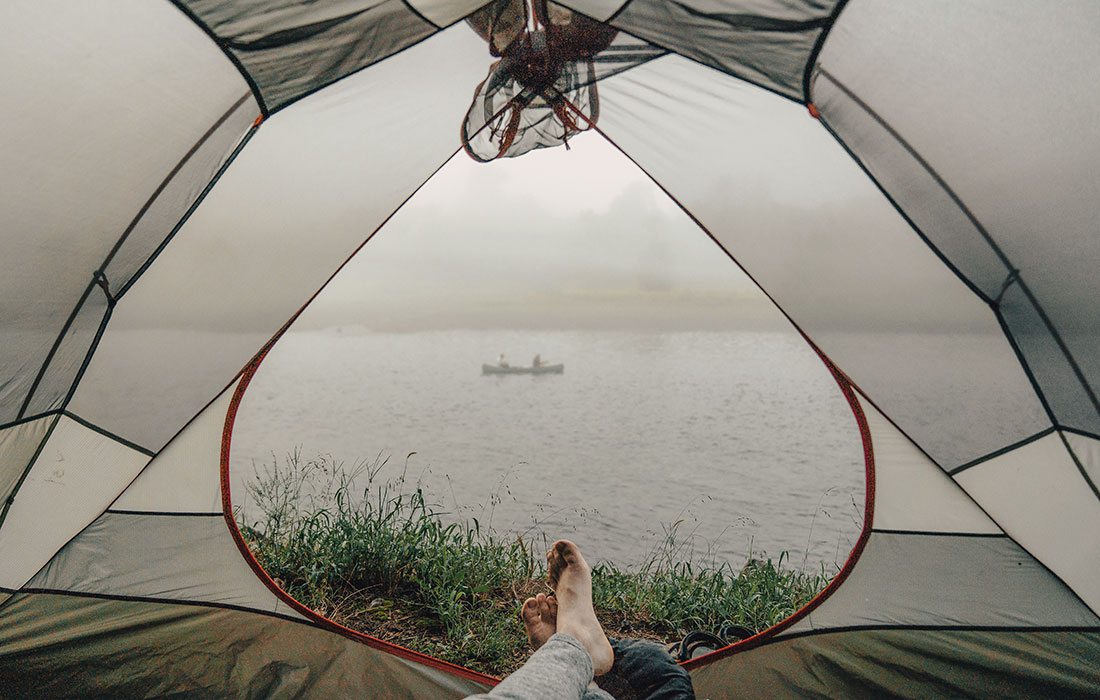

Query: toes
left=521, top=597, right=539, bottom=624
left=548, top=540, right=588, bottom=591
left=545, top=595, right=558, bottom=622
left=547, top=550, right=563, bottom=587
left=555, top=540, right=581, bottom=565
left=536, top=593, right=551, bottom=618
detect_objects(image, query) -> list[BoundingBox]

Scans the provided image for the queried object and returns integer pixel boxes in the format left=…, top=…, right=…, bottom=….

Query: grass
left=237, top=450, right=832, bottom=676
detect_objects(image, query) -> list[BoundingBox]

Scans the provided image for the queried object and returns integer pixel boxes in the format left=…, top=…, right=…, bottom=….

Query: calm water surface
left=230, top=329, right=866, bottom=569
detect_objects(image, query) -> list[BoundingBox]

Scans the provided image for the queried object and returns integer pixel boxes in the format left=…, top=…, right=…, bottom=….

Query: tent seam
left=0, top=410, right=60, bottom=433
left=57, top=299, right=115, bottom=416
left=400, top=0, right=440, bottom=29
left=1062, top=426, right=1100, bottom=442
left=105, top=510, right=224, bottom=517
left=15, top=279, right=98, bottom=420
left=871, top=529, right=1006, bottom=538
left=165, top=0, right=270, bottom=114
left=603, top=0, right=633, bottom=25
left=263, top=5, right=492, bottom=116
left=60, top=412, right=155, bottom=457
left=8, top=587, right=312, bottom=625
left=97, top=94, right=253, bottom=278
left=115, top=124, right=260, bottom=302
left=1057, top=430, right=1100, bottom=503
left=759, top=623, right=1100, bottom=645
left=802, top=0, right=849, bottom=103
left=947, top=427, right=1057, bottom=476
left=990, top=302, right=1060, bottom=432
left=556, top=3, right=806, bottom=106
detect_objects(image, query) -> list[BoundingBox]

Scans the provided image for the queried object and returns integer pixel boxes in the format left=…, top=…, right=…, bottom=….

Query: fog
left=290, top=134, right=788, bottom=332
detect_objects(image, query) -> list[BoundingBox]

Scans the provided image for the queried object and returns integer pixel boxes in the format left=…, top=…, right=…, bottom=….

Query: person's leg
left=464, top=633, right=614, bottom=700
left=521, top=572, right=694, bottom=699
left=465, top=541, right=614, bottom=700
left=596, top=638, right=696, bottom=700
left=547, top=540, right=614, bottom=676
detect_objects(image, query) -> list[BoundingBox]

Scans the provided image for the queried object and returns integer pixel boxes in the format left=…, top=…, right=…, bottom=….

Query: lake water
left=230, top=329, right=866, bottom=570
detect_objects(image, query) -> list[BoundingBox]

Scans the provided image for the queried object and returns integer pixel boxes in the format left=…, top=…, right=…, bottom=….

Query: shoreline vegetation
left=238, top=451, right=833, bottom=676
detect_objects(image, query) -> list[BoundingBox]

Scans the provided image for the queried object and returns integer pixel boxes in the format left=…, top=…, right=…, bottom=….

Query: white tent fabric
left=955, top=434, right=1100, bottom=613
left=851, top=400, right=999, bottom=535
left=28, top=512, right=310, bottom=616
left=0, top=418, right=53, bottom=509
left=110, top=385, right=239, bottom=515
left=1, top=0, right=1098, bottom=697
left=0, top=417, right=150, bottom=590
left=780, top=397, right=1098, bottom=632
left=1065, top=432, right=1100, bottom=485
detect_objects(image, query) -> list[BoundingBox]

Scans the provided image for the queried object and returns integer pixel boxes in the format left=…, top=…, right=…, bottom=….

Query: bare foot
left=547, top=540, right=614, bottom=675
left=520, top=592, right=558, bottom=650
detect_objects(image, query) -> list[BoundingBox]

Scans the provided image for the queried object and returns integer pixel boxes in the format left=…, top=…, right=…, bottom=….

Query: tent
left=2, top=0, right=1098, bottom=696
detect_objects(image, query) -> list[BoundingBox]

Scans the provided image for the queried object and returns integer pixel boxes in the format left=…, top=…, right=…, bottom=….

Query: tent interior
left=1, top=0, right=1099, bottom=697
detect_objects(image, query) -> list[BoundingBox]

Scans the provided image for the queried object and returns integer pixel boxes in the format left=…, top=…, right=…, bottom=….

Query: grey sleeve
left=465, top=633, right=615, bottom=700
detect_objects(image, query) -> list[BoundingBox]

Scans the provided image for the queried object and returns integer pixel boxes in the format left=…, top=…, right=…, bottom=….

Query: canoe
left=482, top=363, right=564, bottom=375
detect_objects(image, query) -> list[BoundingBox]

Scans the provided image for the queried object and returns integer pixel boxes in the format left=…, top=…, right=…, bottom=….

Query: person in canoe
left=532, top=353, right=543, bottom=368
left=498, top=353, right=510, bottom=368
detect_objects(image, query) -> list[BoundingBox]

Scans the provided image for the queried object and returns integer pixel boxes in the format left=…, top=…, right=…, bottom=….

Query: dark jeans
left=595, top=638, right=696, bottom=700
